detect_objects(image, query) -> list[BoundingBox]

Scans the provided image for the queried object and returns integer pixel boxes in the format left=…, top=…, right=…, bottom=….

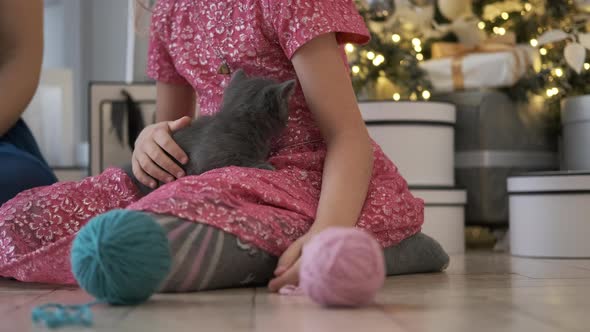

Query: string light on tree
left=539, top=48, right=547, bottom=55
left=345, top=43, right=355, bottom=53
left=422, top=90, right=431, bottom=100
left=493, top=27, right=506, bottom=35
left=501, top=12, right=509, bottom=20
left=366, top=51, right=376, bottom=60
left=530, top=39, right=538, bottom=47
left=391, top=34, right=401, bottom=43
left=416, top=53, right=424, bottom=61
left=554, top=68, right=564, bottom=77
left=392, top=93, right=401, bottom=101
left=352, top=65, right=360, bottom=75
left=524, top=2, right=532, bottom=11
left=372, top=54, right=385, bottom=66
left=412, top=38, right=421, bottom=47
left=478, top=21, right=486, bottom=29
left=584, top=63, right=590, bottom=71
left=546, top=87, right=560, bottom=97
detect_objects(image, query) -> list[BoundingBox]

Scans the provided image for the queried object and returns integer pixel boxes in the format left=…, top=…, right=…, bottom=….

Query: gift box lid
left=410, top=187, right=467, bottom=205
left=508, top=171, right=590, bottom=194
left=561, top=95, right=590, bottom=125
left=359, top=101, right=456, bottom=125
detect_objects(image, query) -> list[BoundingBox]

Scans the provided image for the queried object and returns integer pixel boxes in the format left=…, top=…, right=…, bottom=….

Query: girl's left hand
left=268, top=234, right=311, bottom=292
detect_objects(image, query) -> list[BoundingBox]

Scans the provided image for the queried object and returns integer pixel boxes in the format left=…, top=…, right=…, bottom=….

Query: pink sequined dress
left=0, top=0, right=423, bottom=284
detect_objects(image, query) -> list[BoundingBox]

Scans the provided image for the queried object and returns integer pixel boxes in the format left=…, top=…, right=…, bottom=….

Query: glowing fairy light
left=539, top=48, right=547, bottom=55
left=412, top=38, right=421, bottom=47
left=416, top=53, right=424, bottom=61
left=478, top=21, right=486, bottom=29
left=392, top=34, right=401, bottom=43
left=530, top=39, right=538, bottom=47
left=422, top=90, right=431, bottom=100
left=392, top=93, right=401, bottom=101
left=501, top=12, right=509, bottom=20
left=345, top=43, right=355, bottom=53
left=554, top=68, right=563, bottom=77
left=352, top=65, right=360, bottom=74
left=372, top=54, right=385, bottom=66
left=367, top=51, right=376, bottom=60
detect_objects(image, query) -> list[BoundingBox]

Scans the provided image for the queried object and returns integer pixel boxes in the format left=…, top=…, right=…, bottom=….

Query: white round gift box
left=508, top=171, right=590, bottom=258
left=562, top=95, right=590, bottom=171
left=411, top=187, right=467, bottom=254
left=360, top=101, right=456, bottom=187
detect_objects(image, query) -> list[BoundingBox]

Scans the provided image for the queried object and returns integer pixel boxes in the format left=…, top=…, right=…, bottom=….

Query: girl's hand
left=131, top=116, right=191, bottom=188
left=268, top=234, right=310, bottom=292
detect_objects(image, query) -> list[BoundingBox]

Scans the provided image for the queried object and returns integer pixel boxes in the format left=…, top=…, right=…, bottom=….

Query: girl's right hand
left=131, top=116, right=192, bottom=188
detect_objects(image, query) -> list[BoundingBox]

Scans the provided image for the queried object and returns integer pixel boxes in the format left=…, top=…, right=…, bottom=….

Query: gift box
left=360, top=101, right=456, bottom=186
left=419, top=35, right=534, bottom=93
left=433, top=90, right=558, bottom=226
left=508, top=171, right=590, bottom=258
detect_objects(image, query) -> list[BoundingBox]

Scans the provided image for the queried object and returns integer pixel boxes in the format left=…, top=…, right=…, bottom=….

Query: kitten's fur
left=124, top=69, right=295, bottom=195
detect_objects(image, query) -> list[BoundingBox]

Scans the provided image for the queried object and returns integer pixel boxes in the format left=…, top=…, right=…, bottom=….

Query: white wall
left=41, top=0, right=137, bottom=166
left=87, top=0, right=129, bottom=81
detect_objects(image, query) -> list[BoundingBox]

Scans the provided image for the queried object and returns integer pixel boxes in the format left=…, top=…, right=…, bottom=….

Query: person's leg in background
left=0, top=119, right=57, bottom=205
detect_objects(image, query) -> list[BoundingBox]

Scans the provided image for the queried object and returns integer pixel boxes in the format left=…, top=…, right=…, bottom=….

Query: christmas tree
left=349, top=0, right=590, bottom=133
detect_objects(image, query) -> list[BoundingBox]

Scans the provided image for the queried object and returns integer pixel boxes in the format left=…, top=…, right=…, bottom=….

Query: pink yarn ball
left=299, top=227, right=385, bottom=307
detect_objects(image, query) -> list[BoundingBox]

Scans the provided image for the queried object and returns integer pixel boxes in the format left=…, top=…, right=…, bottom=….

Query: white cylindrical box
left=508, top=171, right=590, bottom=258
left=411, top=187, right=467, bottom=254
left=360, top=101, right=456, bottom=186
left=562, top=95, right=590, bottom=171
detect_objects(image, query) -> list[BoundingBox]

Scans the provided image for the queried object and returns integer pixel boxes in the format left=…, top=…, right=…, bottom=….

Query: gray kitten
left=124, top=69, right=295, bottom=195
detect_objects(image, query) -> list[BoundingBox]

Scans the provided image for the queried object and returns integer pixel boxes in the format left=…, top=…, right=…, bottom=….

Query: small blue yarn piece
left=31, top=209, right=171, bottom=328
left=31, top=302, right=98, bottom=328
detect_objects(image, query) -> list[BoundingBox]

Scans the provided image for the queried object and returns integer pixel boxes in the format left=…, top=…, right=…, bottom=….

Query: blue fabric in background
left=0, top=119, right=57, bottom=205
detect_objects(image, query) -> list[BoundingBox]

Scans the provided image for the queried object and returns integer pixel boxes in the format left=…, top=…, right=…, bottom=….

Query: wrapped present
left=420, top=33, right=534, bottom=92
left=433, top=90, right=557, bottom=226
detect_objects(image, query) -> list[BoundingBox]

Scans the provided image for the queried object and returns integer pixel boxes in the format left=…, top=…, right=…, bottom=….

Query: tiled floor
left=2, top=252, right=590, bottom=332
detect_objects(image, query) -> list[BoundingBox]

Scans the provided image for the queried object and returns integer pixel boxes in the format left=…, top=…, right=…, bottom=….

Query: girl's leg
left=151, top=214, right=448, bottom=292
left=151, top=214, right=277, bottom=292
left=383, top=233, right=450, bottom=275
left=0, top=168, right=141, bottom=284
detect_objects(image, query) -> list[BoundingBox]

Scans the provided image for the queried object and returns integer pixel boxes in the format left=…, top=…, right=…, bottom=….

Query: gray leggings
left=152, top=214, right=449, bottom=292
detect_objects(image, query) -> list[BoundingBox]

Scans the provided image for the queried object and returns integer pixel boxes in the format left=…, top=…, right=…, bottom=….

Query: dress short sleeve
left=146, top=0, right=190, bottom=85
left=265, top=0, right=370, bottom=59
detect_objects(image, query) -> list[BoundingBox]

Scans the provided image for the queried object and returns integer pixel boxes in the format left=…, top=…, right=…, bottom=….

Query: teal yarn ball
left=71, top=210, right=171, bottom=305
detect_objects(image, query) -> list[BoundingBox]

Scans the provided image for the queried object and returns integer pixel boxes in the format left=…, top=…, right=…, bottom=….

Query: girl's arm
left=269, top=32, right=373, bottom=290
left=0, top=0, right=43, bottom=137
left=131, top=82, right=196, bottom=187
left=154, top=81, right=196, bottom=122
left=294, top=32, right=373, bottom=233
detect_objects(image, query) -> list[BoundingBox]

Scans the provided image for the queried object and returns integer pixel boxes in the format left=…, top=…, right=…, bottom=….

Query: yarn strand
left=31, top=301, right=101, bottom=328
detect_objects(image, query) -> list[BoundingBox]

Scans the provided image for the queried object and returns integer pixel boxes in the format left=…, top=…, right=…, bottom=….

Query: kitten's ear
left=278, top=79, right=296, bottom=98
left=230, top=69, right=247, bottom=82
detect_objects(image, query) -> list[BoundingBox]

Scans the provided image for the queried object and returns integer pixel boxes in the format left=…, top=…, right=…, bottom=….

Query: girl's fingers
left=146, top=140, right=184, bottom=180
left=153, top=129, right=189, bottom=168
left=268, top=261, right=300, bottom=292
left=137, top=151, right=173, bottom=184
left=132, top=156, right=156, bottom=188
left=168, top=116, right=192, bottom=131
left=275, top=244, right=301, bottom=276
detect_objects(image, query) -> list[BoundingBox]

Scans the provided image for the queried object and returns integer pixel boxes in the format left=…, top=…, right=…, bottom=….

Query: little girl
left=0, top=0, right=429, bottom=292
